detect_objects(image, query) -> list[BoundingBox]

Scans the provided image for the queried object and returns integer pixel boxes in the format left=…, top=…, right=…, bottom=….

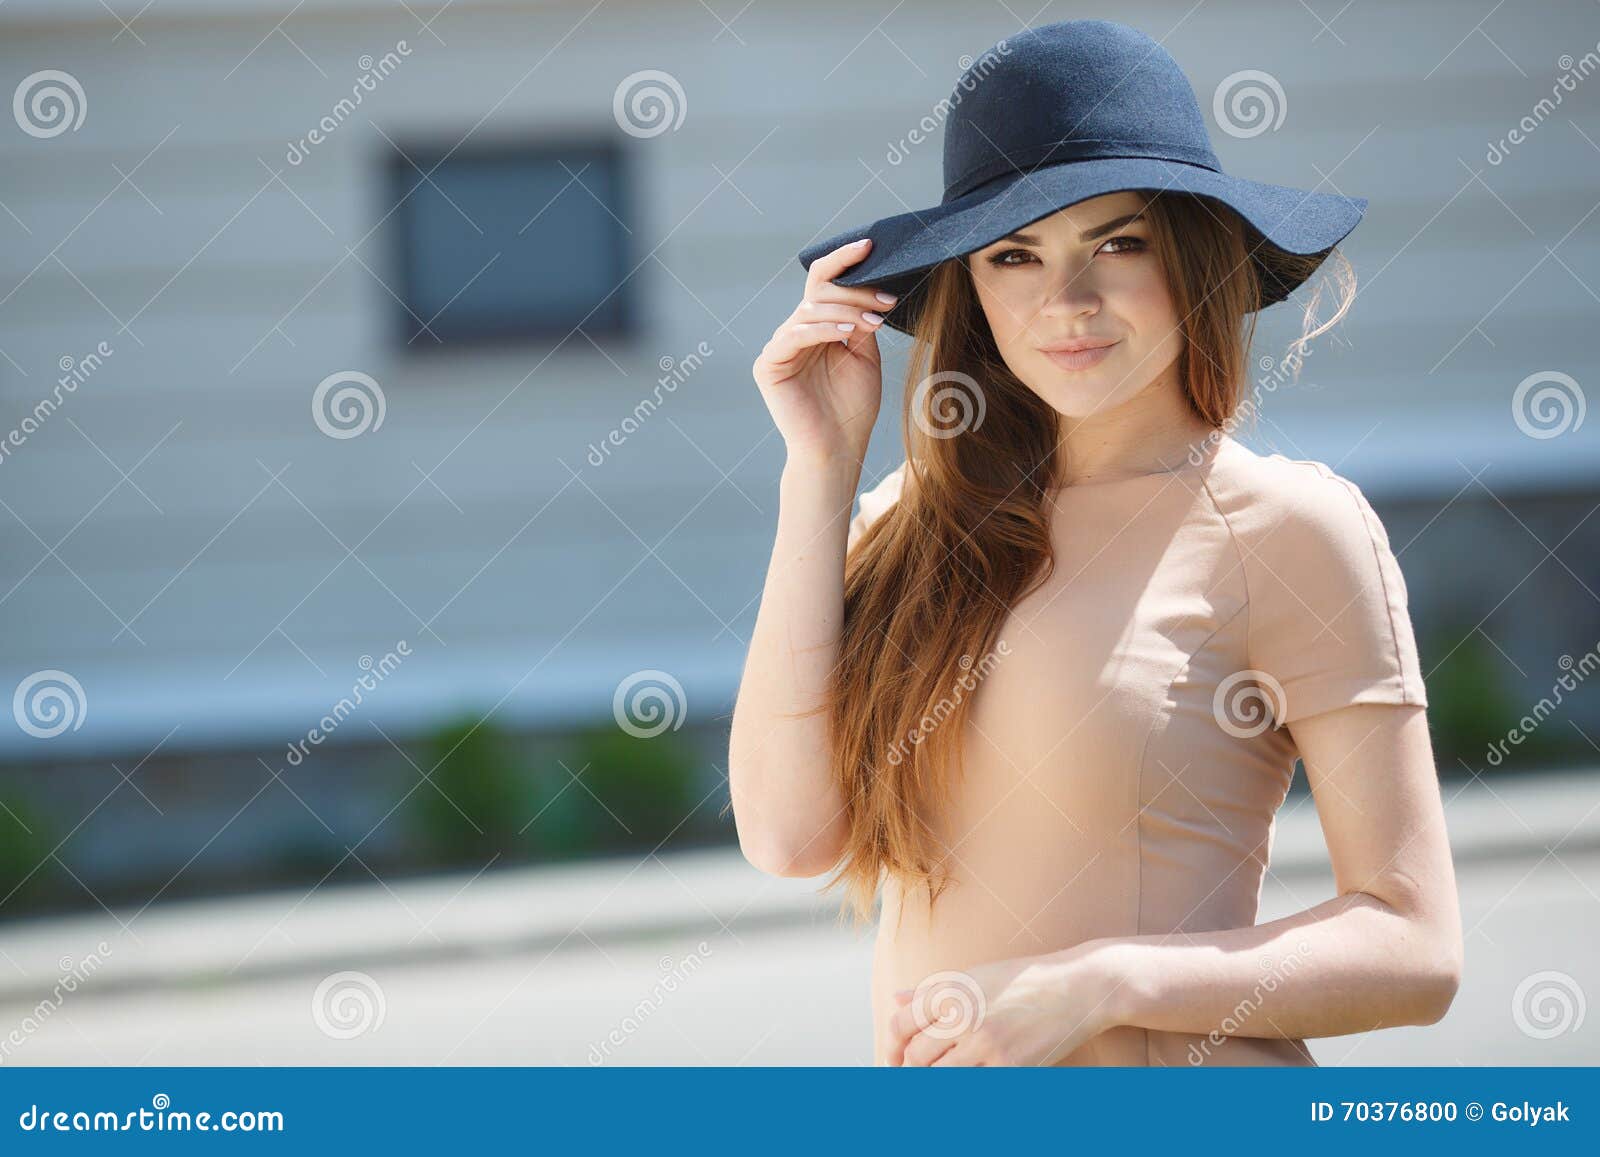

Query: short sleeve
left=1242, top=464, right=1428, bottom=728
left=847, top=460, right=907, bottom=552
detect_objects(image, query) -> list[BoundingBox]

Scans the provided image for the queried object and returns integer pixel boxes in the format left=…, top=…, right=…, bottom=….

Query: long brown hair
left=811, top=190, right=1358, bottom=927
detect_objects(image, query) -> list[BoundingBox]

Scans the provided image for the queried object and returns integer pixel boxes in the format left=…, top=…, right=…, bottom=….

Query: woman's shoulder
left=1207, top=437, right=1408, bottom=616
left=1205, top=438, right=1425, bottom=723
left=1208, top=436, right=1388, bottom=544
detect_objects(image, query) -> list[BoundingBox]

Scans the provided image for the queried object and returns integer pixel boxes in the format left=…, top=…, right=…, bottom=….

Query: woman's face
left=966, top=191, right=1184, bottom=419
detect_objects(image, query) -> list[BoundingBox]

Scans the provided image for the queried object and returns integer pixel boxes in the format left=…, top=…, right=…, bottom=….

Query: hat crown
left=941, top=19, right=1220, bottom=203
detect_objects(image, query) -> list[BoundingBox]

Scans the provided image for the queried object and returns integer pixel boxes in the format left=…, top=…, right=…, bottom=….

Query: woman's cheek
left=1116, top=268, right=1177, bottom=326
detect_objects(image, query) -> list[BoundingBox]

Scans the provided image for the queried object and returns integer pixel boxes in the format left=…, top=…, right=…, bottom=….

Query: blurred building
left=0, top=2, right=1596, bottom=906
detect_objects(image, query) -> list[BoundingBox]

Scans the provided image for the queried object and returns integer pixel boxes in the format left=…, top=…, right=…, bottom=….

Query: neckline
left=1048, top=432, right=1230, bottom=491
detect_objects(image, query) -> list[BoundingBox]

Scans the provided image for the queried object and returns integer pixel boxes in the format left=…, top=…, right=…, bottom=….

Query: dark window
left=388, top=139, right=634, bottom=346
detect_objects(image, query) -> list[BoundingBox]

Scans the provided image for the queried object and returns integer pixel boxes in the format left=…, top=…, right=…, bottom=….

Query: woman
left=729, top=19, right=1462, bottom=1067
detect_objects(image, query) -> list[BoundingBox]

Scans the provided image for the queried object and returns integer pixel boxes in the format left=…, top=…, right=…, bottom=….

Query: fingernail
left=862, top=311, right=884, bottom=325
left=875, top=291, right=898, bottom=305
left=836, top=322, right=856, bottom=331
left=854, top=238, right=871, bottom=247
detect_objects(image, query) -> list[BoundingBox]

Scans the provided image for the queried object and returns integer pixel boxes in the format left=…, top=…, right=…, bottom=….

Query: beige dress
left=846, top=434, right=1429, bottom=1066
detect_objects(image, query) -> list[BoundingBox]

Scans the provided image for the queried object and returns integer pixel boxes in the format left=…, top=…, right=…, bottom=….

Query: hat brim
left=796, top=157, right=1366, bottom=336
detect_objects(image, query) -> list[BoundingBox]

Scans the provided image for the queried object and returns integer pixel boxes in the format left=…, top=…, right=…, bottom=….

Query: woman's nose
left=1041, top=267, right=1101, bottom=317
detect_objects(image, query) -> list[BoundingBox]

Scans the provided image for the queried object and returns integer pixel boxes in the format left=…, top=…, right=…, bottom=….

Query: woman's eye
left=985, top=236, right=1145, bottom=267
left=987, top=248, right=1036, bottom=267
left=1100, top=235, right=1145, bottom=255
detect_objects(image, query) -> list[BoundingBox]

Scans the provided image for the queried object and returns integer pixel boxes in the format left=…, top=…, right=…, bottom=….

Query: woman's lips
left=1039, top=341, right=1118, bottom=370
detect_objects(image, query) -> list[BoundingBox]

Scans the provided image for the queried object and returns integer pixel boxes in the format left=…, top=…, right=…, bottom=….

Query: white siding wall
left=0, top=0, right=1595, bottom=758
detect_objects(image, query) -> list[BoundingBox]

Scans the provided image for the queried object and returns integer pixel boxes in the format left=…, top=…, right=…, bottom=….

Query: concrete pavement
left=0, top=767, right=1595, bottom=1065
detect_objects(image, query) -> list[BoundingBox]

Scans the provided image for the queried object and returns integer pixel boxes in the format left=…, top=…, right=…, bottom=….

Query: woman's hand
left=752, top=237, right=897, bottom=468
left=885, top=947, right=1120, bottom=1067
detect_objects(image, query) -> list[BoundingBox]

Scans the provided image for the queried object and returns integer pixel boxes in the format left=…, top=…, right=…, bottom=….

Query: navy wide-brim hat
left=797, top=18, right=1367, bottom=337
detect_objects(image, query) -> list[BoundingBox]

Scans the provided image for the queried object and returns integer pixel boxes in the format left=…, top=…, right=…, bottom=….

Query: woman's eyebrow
left=996, top=212, right=1146, bottom=247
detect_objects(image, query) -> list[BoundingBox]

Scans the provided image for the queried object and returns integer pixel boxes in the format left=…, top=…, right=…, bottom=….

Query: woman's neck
left=1050, top=378, right=1217, bottom=486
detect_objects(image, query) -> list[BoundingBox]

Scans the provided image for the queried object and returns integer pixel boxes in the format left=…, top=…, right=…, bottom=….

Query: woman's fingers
left=763, top=320, right=861, bottom=365
left=810, top=283, right=898, bottom=313
left=794, top=300, right=888, bottom=330
left=805, top=238, right=900, bottom=312
left=900, top=1028, right=961, bottom=1067
left=804, top=236, right=873, bottom=292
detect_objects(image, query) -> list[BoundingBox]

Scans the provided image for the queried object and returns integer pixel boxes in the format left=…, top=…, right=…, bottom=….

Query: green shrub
left=405, top=715, right=543, bottom=864
left=554, top=725, right=700, bottom=854
left=0, top=789, right=60, bottom=916
left=1422, top=624, right=1576, bottom=771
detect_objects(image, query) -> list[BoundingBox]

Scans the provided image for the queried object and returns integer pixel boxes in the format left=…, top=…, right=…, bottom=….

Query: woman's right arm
left=728, top=452, right=863, bottom=877
left=728, top=238, right=897, bottom=878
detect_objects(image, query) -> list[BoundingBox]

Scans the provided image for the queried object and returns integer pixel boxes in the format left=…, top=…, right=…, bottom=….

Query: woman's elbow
left=738, top=825, right=847, bottom=879
left=1414, top=941, right=1464, bottom=1025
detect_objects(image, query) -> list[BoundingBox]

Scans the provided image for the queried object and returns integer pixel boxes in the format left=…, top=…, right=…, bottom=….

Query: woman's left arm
left=1095, top=701, right=1463, bottom=1038
left=888, top=702, right=1464, bottom=1066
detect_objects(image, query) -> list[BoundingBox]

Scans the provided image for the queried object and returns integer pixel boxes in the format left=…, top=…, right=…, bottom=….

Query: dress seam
left=1132, top=599, right=1249, bottom=1067
left=1134, top=466, right=1248, bottom=1065
left=1198, top=466, right=1255, bottom=682
left=1137, top=468, right=1240, bottom=1068
left=1319, top=467, right=1411, bottom=701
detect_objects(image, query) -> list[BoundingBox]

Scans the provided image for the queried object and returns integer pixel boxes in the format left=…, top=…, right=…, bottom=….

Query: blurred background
left=0, top=0, right=1595, bottom=1065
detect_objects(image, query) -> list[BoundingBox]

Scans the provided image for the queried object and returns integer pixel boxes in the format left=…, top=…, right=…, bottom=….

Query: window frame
left=384, top=133, right=636, bottom=349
